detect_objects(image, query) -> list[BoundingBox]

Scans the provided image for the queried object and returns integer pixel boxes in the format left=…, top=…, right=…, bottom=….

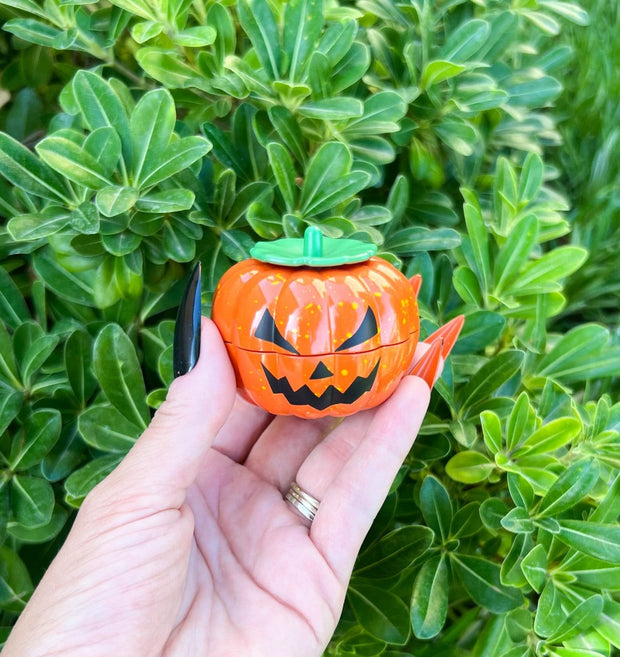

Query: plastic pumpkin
left=211, top=227, right=421, bottom=419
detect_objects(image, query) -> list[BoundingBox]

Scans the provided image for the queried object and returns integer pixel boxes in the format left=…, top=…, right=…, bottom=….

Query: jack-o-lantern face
left=212, top=251, right=420, bottom=418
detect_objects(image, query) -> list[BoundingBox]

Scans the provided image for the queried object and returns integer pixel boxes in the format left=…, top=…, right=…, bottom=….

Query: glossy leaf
left=537, top=459, right=599, bottom=518
left=555, top=521, right=620, bottom=563
left=78, top=404, right=141, bottom=453
left=355, top=525, right=434, bottom=578
left=451, top=554, right=523, bottom=612
left=237, top=0, right=280, bottom=79
left=348, top=583, right=410, bottom=645
left=411, top=554, right=448, bottom=639
left=93, top=324, right=149, bottom=429
left=10, top=409, right=61, bottom=471
left=419, top=476, right=452, bottom=541
left=64, top=455, right=122, bottom=507
left=446, top=451, right=494, bottom=484
left=11, top=475, right=54, bottom=528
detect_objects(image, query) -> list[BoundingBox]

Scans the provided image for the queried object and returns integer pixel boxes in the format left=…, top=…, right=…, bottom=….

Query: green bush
left=0, top=0, right=619, bottom=654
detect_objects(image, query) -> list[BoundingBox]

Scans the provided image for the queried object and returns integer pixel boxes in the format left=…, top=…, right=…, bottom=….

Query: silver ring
left=285, top=482, right=320, bottom=523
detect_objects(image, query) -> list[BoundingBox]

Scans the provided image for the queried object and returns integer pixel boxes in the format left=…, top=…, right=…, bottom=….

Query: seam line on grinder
left=222, top=330, right=420, bottom=358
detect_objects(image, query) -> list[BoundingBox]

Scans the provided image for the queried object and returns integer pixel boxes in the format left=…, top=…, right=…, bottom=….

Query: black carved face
left=254, top=306, right=380, bottom=409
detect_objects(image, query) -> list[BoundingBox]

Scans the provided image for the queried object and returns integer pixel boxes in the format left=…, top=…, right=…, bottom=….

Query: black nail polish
left=173, top=262, right=202, bottom=378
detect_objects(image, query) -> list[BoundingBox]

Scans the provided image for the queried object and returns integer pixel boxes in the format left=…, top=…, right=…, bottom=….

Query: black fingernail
left=173, top=262, right=202, bottom=378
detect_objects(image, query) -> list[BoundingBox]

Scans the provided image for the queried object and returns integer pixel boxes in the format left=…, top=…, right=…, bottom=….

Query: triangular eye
left=336, top=307, right=378, bottom=352
left=254, top=310, right=299, bottom=354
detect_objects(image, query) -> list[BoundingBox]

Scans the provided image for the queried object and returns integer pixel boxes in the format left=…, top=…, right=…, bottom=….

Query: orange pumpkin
left=211, top=228, right=420, bottom=418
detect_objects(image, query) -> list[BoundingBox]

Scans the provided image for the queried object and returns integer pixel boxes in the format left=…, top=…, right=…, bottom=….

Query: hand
left=2, top=319, right=432, bottom=657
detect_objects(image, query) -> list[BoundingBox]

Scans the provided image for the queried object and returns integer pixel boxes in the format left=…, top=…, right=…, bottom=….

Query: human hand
left=2, top=318, right=440, bottom=657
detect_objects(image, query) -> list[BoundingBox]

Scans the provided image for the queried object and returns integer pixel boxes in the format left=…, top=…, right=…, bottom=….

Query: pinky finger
left=309, top=375, right=430, bottom=580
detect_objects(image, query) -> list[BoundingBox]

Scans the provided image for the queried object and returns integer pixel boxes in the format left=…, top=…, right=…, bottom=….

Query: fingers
left=243, top=414, right=338, bottom=492
left=211, top=392, right=272, bottom=463
left=307, top=376, right=430, bottom=579
left=103, top=318, right=237, bottom=503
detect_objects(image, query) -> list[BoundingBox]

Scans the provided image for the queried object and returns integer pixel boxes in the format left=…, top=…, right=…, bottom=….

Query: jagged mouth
left=261, top=360, right=380, bottom=411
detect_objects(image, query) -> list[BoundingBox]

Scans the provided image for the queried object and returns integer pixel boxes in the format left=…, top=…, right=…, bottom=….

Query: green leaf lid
left=250, top=226, right=377, bottom=267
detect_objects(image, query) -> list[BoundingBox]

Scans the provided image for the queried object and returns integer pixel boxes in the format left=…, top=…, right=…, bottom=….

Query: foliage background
left=0, top=0, right=619, bottom=654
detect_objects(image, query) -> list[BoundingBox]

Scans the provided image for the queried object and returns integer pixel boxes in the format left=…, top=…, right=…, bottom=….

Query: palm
left=170, top=450, right=340, bottom=657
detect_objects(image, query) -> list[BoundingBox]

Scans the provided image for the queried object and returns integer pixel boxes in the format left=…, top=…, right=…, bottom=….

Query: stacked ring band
left=285, top=482, right=320, bottom=523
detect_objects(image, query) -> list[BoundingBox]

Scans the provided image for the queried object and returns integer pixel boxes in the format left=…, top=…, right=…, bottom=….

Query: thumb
left=100, top=318, right=237, bottom=503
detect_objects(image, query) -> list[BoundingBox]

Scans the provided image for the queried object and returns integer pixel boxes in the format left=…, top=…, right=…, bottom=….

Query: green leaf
left=65, top=329, right=96, bottom=404
left=10, top=409, right=61, bottom=471
left=0, top=133, right=67, bottom=201
left=11, top=475, right=54, bottom=528
left=140, top=137, right=210, bottom=188
left=2, top=18, right=62, bottom=47
left=462, top=190, right=490, bottom=293
left=500, top=507, right=534, bottom=534
left=451, top=554, right=523, bottom=612
left=505, top=391, right=532, bottom=452
left=518, top=152, right=544, bottom=204
left=434, top=118, right=478, bottom=156
left=130, top=88, right=175, bottom=185
left=33, top=251, right=95, bottom=306
left=36, top=135, right=110, bottom=189
left=70, top=201, right=100, bottom=234
left=539, top=1, right=589, bottom=26
left=220, top=229, right=255, bottom=262
left=555, top=521, right=620, bottom=563
left=411, top=554, right=449, bottom=639
left=453, top=266, right=483, bottom=306
left=268, top=106, right=307, bottom=164
left=93, top=324, right=149, bottom=428
left=520, top=544, right=547, bottom=593
left=481, top=410, right=502, bottom=455
left=174, top=25, right=216, bottom=47
left=355, top=525, right=434, bottom=578
left=494, top=214, right=539, bottom=295
left=72, top=71, right=130, bottom=160
left=135, top=189, right=195, bottom=213
left=237, top=0, right=280, bottom=79
left=345, top=91, right=407, bottom=135
left=131, top=20, right=163, bottom=43
left=78, top=404, right=141, bottom=453
left=515, top=247, right=588, bottom=295
left=136, top=48, right=203, bottom=89
left=452, top=311, right=505, bottom=355
left=547, top=595, right=603, bottom=643
left=84, top=126, right=122, bottom=178
left=96, top=185, right=139, bottom=217
left=0, top=267, right=29, bottom=330
left=283, top=0, right=322, bottom=81
left=387, top=227, right=461, bottom=255
left=0, top=322, right=20, bottom=387
left=420, top=476, right=452, bottom=541
left=298, top=97, right=364, bottom=120
left=348, top=583, right=410, bottom=645
left=508, top=473, right=535, bottom=510
left=421, top=60, right=466, bottom=89
left=439, top=19, right=490, bottom=63
left=64, top=455, right=121, bottom=507
left=267, top=142, right=297, bottom=212
left=0, top=545, right=33, bottom=613
left=514, top=417, right=582, bottom=458
left=504, top=72, right=563, bottom=108
left=458, top=350, right=524, bottom=413
left=539, top=324, right=619, bottom=383
left=300, top=143, right=370, bottom=216
left=0, top=388, right=23, bottom=437
left=446, top=451, right=494, bottom=484
left=7, top=207, right=71, bottom=241
left=7, top=506, right=67, bottom=544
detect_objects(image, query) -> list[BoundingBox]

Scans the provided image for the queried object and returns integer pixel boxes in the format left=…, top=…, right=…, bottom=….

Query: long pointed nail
left=423, top=315, right=464, bottom=359
left=409, top=274, right=422, bottom=300
left=410, top=338, right=443, bottom=388
left=173, top=263, right=202, bottom=378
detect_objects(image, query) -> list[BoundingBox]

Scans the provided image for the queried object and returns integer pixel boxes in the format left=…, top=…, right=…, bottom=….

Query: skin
left=1, top=318, right=432, bottom=657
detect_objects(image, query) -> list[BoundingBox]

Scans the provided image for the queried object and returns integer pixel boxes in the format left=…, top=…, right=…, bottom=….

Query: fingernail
left=410, top=338, right=443, bottom=388
left=423, top=315, right=464, bottom=359
left=409, top=274, right=422, bottom=300
left=173, top=263, right=202, bottom=378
